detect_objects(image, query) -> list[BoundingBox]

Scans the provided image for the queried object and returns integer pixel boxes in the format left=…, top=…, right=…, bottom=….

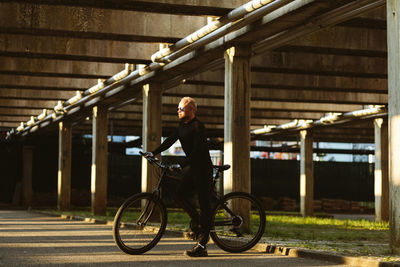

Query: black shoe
left=184, top=244, right=208, bottom=257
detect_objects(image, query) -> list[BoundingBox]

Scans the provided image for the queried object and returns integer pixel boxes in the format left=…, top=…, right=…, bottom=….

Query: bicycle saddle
left=213, top=165, right=231, bottom=172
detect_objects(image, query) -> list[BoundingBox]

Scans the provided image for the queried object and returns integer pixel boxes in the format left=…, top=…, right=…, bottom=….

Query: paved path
left=0, top=210, right=351, bottom=266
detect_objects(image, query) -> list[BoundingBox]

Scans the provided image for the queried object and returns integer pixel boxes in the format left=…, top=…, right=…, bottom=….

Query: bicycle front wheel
left=113, top=192, right=167, bottom=254
left=210, top=192, right=266, bottom=253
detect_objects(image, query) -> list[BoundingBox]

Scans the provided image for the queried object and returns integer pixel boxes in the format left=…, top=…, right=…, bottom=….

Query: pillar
left=387, top=0, right=400, bottom=254
left=57, top=121, right=72, bottom=211
left=224, top=45, right=251, bottom=229
left=223, top=45, right=251, bottom=194
left=21, top=145, right=33, bottom=207
left=300, top=130, right=314, bottom=217
left=141, top=83, right=162, bottom=193
left=374, top=118, right=389, bottom=221
left=91, top=106, right=108, bottom=215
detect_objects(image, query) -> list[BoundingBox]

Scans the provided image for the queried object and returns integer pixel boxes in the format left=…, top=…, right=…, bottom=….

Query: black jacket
left=152, top=117, right=212, bottom=170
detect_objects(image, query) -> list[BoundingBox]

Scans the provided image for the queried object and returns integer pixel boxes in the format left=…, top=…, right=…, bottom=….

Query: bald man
left=145, top=97, right=213, bottom=257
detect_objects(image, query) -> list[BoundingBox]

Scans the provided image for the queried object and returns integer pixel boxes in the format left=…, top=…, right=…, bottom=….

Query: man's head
left=177, top=97, right=197, bottom=122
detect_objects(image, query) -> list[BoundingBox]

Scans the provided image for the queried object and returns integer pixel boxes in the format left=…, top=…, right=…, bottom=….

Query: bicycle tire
left=210, top=191, right=266, bottom=253
left=113, top=192, right=167, bottom=254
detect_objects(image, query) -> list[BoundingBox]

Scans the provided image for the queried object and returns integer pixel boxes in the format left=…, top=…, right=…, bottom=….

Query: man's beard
left=179, top=114, right=191, bottom=122
left=179, top=115, right=188, bottom=121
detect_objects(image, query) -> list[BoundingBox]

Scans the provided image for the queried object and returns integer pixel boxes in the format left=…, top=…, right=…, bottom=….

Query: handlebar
left=139, top=151, right=230, bottom=174
left=139, top=151, right=168, bottom=169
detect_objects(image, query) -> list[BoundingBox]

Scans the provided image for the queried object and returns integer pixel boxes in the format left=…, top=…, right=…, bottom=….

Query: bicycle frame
left=140, top=153, right=240, bottom=231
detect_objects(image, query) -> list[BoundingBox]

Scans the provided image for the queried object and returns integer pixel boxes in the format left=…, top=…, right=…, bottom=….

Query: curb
left=33, top=210, right=400, bottom=266
left=253, top=243, right=400, bottom=267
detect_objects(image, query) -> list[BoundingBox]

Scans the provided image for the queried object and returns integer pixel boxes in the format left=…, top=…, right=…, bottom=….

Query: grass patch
left=264, top=215, right=388, bottom=242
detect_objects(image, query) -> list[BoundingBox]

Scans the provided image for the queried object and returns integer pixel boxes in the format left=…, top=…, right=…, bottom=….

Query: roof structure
left=0, top=0, right=388, bottom=144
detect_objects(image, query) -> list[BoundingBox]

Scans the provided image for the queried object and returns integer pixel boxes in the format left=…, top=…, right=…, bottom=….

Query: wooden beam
left=1, top=0, right=234, bottom=16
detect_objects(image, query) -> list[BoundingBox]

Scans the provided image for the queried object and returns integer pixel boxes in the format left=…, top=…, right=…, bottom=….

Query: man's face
left=177, top=100, right=194, bottom=121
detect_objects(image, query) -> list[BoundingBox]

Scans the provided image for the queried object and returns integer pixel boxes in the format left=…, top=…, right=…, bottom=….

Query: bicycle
left=113, top=151, right=266, bottom=254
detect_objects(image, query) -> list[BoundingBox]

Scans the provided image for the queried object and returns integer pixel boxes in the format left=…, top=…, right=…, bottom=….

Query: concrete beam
left=0, top=75, right=96, bottom=88
left=168, top=83, right=387, bottom=105
left=114, top=103, right=325, bottom=120
left=252, top=51, right=387, bottom=79
left=0, top=89, right=75, bottom=100
left=250, top=72, right=387, bottom=94
left=292, top=26, right=386, bottom=54
left=109, top=112, right=294, bottom=127
left=156, top=105, right=325, bottom=120
left=1, top=0, right=242, bottom=16
left=187, top=66, right=387, bottom=94
left=0, top=123, right=18, bottom=129
left=0, top=84, right=79, bottom=92
left=4, top=108, right=100, bottom=118
left=348, top=5, right=385, bottom=20
left=0, top=3, right=208, bottom=39
left=339, top=17, right=386, bottom=30
left=0, top=57, right=122, bottom=78
left=0, top=115, right=30, bottom=122
left=0, top=27, right=180, bottom=44
left=162, top=96, right=364, bottom=113
left=0, top=99, right=58, bottom=109
left=0, top=34, right=157, bottom=64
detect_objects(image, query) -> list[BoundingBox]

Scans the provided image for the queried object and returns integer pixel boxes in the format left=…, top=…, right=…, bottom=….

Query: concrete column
left=57, top=121, right=72, bottom=211
left=223, top=45, right=251, bottom=195
left=21, top=145, right=34, bottom=207
left=387, top=0, right=400, bottom=254
left=300, top=130, right=314, bottom=217
left=223, top=45, right=251, bottom=230
left=374, top=118, right=389, bottom=222
left=91, top=106, right=108, bottom=215
left=142, top=83, right=162, bottom=193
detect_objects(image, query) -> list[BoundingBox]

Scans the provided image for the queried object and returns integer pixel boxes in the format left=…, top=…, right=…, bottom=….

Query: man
left=144, top=96, right=213, bottom=257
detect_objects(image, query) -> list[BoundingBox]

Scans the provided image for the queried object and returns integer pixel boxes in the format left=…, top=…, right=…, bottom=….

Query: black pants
left=173, top=166, right=213, bottom=246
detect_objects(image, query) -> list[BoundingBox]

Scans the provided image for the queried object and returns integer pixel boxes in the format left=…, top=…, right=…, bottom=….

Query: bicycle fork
left=136, top=194, right=159, bottom=228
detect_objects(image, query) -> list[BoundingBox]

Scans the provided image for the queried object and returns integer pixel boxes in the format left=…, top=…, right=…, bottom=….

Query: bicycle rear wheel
left=113, top=192, right=167, bottom=254
left=210, top=192, right=266, bottom=253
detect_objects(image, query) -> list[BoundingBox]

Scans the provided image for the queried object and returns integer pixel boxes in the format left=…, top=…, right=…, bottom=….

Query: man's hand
left=169, top=164, right=182, bottom=172
left=142, top=151, right=154, bottom=158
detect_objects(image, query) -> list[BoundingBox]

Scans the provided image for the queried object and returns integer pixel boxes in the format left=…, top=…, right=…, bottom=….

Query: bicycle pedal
left=230, top=228, right=243, bottom=237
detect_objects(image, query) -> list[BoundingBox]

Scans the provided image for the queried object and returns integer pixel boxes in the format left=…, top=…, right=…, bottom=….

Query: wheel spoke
left=113, top=193, right=167, bottom=255
left=210, top=192, right=266, bottom=253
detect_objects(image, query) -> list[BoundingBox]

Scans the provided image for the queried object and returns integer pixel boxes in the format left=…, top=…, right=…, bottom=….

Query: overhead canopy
left=0, top=0, right=388, bottom=143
